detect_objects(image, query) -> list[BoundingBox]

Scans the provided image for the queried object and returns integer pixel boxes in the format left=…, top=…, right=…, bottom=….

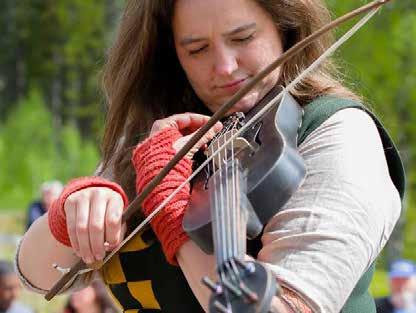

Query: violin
left=183, top=88, right=305, bottom=313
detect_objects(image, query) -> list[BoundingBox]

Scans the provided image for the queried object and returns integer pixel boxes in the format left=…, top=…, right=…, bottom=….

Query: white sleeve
left=257, top=108, right=401, bottom=312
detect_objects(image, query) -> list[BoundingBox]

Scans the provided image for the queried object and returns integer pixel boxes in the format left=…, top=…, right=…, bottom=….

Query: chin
left=207, top=91, right=259, bottom=115
left=233, top=93, right=258, bottom=113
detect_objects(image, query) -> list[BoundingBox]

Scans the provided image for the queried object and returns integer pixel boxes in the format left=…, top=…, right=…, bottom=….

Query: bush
left=0, top=90, right=100, bottom=210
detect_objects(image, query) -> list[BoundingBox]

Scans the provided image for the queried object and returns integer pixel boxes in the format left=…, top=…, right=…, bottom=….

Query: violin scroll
left=203, top=258, right=278, bottom=313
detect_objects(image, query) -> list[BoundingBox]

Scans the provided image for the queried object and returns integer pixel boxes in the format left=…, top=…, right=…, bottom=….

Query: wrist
left=48, top=176, right=128, bottom=247
left=132, top=127, right=192, bottom=265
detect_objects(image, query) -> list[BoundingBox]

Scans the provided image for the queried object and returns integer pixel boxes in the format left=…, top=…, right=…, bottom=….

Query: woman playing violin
left=16, top=0, right=404, bottom=312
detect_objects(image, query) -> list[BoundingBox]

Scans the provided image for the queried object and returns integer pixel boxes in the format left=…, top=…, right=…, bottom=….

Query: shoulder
left=298, top=95, right=365, bottom=144
left=298, top=106, right=383, bottom=166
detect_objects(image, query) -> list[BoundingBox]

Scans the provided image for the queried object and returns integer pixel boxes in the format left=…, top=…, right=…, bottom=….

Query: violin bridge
left=206, top=129, right=258, bottom=169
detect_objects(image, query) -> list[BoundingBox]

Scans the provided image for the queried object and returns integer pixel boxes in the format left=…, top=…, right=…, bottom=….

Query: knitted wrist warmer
left=132, top=127, right=192, bottom=265
left=48, top=176, right=129, bottom=247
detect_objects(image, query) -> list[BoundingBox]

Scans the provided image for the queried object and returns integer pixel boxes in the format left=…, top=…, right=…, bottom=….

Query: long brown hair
left=100, top=0, right=359, bottom=201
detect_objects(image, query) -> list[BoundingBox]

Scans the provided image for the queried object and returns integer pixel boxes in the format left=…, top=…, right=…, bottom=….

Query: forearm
left=17, top=214, right=80, bottom=292
left=177, top=241, right=298, bottom=313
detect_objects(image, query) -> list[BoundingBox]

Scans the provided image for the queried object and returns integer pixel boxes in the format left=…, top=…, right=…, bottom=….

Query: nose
left=212, top=45, right=238, bottom=77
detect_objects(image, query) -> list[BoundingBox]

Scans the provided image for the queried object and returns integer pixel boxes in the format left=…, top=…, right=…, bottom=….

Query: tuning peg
left=213, top=300, right=231, bottom=313
left=202, top=277, right=223, bottom=294
left=235, top=258, right=255, bottom=274
left=239, top=282, right=259, bottom=302
left=222, top=278, right=243, bottom=297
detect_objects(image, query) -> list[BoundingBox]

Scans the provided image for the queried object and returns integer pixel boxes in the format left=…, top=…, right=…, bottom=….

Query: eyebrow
left=179, top=22, right=257, bottom=46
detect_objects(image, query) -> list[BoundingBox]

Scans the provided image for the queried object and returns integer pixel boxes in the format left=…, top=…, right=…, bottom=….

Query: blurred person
left=0, top=261, right=32, bottom=313
left=25, top=181, right=63, bottom=229
left=376, top=259, right=416, bottom=313
left=62, top=280, right=119, bottom=313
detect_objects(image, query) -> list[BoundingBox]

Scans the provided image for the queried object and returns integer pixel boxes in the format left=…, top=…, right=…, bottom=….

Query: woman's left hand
left=149, top=113, right=223, bottom=159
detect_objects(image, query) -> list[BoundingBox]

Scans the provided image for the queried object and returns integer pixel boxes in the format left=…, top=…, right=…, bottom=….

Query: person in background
left=25, top=181, right=63, bottom=229
left=376, top=259, right=416, bottom=313
left=62, top=280, right=119, bottom=313
left=0, top=261, right=32, bottom=313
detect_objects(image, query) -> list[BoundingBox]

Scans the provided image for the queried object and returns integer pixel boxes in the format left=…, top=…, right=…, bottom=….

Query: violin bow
left=45, top=0, right=392, bottom=300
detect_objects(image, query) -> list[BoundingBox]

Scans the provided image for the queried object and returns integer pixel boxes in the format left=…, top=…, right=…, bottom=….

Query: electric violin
left=183, top=88, right=305, bottom=313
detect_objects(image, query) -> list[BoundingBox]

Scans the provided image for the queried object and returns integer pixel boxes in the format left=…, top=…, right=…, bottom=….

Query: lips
left=218, top=78, right=247, bottom=89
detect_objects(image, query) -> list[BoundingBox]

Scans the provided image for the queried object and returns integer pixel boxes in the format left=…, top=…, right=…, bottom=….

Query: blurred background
left=0, top=0, right=415, bottom=312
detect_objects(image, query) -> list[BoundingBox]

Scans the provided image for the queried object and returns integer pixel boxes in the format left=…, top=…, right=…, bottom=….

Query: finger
left=88, top=189, right=107, bottom=261
left=75, top=195, right=94, bottom=264
left=194, top=123, right=223, bottom=150
left=104, top=194, right=124, bottom=250
left=64, top=195, right=80, bottom=255
left=150, top=118, right=178, bottom=134
left=174, top=113, right=210, bottom=132
left=213, top=121, right=223, bottom=132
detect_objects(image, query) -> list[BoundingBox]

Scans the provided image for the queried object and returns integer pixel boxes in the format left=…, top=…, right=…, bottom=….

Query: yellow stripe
left=121, top=231, right=150, bottom=252
left=101, top=254, right=126, bottom=284
left=125, top=310, right=140, bottom=313
left=128, top=280, right=161, bottom=310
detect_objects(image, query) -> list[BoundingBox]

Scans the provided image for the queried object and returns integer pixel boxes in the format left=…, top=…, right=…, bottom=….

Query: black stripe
left=109, top=283, right=143, bottom=311
left=118, top=242, right=204, bottom=312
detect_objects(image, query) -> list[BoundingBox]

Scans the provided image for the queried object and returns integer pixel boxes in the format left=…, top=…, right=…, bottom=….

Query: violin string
left=217, top=135, right=224, bottom=266
left=224, top=134, right=230, bottom=264
left=224, top=120, right=235, bottom=266
left=214, top=137, right=223, bottom=266
left=230, top=130, right=236, bottom=260
left=219, top=136, right=228, bottom=267
left=96, top=8, right=378, bottom=269
left=232, top=122, right=240, bottom=260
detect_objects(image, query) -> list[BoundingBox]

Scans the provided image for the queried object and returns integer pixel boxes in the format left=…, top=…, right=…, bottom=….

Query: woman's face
left=173, top=0, right=283, bottom=114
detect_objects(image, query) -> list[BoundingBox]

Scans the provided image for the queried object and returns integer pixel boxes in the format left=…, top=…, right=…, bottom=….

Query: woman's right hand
left=64, top=187, right=125, bottom=264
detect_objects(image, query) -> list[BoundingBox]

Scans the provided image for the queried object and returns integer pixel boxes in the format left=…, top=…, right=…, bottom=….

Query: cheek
left=177, top=54, right=208, bottom=88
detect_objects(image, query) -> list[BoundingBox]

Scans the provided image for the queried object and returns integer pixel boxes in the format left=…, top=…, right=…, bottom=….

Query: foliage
left=0, top=0, right=122, bottom=139
left=370, top=270, right=389, bottom=298
left=0, top=90, right=100, bottom=209
left=328, top=0, right=416, bottom=265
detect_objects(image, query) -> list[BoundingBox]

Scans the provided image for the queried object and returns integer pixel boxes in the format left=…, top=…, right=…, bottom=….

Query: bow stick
left=45, top=0, right=392, bottom=300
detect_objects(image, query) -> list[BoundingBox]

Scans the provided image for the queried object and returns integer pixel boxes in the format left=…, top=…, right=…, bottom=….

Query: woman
left=16, top=0, right=404, bottom=312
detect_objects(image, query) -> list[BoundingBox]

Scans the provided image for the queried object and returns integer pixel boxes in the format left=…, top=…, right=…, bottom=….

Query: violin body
left=183, top=88, right=306, bottom=254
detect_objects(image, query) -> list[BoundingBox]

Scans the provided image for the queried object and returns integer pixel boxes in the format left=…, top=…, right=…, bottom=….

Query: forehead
left=173, top=0, right=267, bottom=35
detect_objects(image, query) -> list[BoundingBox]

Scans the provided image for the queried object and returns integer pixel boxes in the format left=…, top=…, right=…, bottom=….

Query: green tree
left=329, top=1, right=416, bottom=265
left=0, top=90, right=99, bottom=210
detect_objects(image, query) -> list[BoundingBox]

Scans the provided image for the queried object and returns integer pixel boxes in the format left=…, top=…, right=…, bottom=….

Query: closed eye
left=189, top=45, right=208, bottom=55
left=232, top=32, right=255, bottom=43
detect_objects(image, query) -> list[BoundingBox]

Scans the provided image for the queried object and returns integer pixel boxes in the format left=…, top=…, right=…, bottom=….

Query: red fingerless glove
left=132, top=127, right=192, bottom=265
left=48, top=176, right=129, bottom=247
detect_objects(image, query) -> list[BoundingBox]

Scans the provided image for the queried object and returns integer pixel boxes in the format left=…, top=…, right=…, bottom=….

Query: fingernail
left=104, top=242, right=111, bottom=251
left=85, top=257, right=93, bottom=264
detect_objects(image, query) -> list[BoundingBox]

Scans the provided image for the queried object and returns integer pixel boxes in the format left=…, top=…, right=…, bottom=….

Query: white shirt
left=258, top=108, right=401, bottom=312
